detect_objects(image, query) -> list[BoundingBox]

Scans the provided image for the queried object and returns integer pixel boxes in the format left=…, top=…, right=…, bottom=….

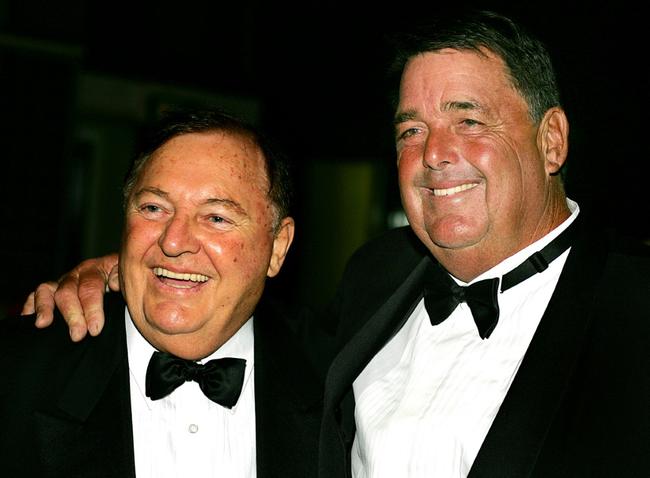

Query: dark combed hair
left=122, top=107, right=294, bottom=227
left=386, top=9, right=561, bottom=123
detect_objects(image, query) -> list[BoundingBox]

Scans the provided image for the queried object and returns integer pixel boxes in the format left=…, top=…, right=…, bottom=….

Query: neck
left=436, top=200, right=572, bottom=282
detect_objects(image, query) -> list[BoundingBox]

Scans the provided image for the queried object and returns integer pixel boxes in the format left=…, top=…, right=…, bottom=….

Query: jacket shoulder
left=343, top=226, right=429, bottom=279
left=253, top=295, right=324, bottom=478
left=595, top=238, right=650, bottom=313
left=0, top=311, right=72, bottom=358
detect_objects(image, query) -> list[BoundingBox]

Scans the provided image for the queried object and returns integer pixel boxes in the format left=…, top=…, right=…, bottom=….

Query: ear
left=537, top=107, right=569, bottom=175
left=267, top=216, right=295, bottom=278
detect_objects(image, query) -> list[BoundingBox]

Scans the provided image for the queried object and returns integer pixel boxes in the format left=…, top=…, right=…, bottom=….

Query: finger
left=107, top=264, right=120, bottom=292
left=77, top=267, right=109, bottom=337
left=53, top=276, right=88, bottom=342
left=32, top=282, right=58, bottom=327
left=21, top=291, right=36, bottom=316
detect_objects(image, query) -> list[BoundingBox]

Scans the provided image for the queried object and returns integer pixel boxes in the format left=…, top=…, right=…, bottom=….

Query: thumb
left=107, top=264, right=121, bottom=292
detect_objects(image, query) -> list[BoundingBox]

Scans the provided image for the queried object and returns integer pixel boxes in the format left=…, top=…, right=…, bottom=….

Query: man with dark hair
left=1, top=107, right=324, bottom=478
left=317, top=10, right=649, bottom=477
left=20, top=9, right=650, bottom=478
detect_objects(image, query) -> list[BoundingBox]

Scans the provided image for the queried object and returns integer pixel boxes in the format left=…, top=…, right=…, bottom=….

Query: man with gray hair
left=20, top=9, right=650, bottom=478
left=2, top=108, right=324, bottom=478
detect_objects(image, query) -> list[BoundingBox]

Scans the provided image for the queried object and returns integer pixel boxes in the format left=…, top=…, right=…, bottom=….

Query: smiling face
left=395, top=49, right=569, bottom=280
left=119, top=131, right=294, bottom=359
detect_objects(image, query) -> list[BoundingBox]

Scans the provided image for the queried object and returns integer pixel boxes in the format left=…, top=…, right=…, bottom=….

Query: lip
left=153, top=266, right=210, bottom=282
left=428, top=182, right=480, bottom=197
left=420, top=180, right=481, bottom=199
left=151, top=266, right=211, bottom=292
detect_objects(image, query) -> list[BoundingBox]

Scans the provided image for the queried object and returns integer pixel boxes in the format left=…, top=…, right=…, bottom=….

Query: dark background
left=1, top=0, right=647, bottom=317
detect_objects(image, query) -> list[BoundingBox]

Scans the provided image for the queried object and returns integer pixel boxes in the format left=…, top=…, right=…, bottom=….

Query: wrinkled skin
left=24, top=48, right=571, bottom=335
left=23, top=131, right=294, bottom=350
left=395, top=49, right=570, bottom=281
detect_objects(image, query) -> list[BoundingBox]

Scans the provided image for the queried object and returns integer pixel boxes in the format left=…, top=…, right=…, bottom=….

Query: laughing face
left=119, top=131, right=294, bottom=359
left=395, top=49, right=569, bottom=280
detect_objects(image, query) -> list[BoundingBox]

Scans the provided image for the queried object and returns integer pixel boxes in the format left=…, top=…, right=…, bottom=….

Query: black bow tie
left=425, top=275, right=501, bottom=339
left=424, top=220, right=577, bottom=339
left=145, top=351, right=246, bottom=408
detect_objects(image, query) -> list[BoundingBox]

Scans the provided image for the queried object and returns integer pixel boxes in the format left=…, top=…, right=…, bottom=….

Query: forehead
left=398, top=48, right=521, bottom=113
left=140, top=131, right=269, bottom=189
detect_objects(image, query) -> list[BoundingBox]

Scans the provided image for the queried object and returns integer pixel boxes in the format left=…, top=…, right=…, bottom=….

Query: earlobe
left=267, top=216, right=295, bottom=277
left=538, top=107, right=569, bottom=175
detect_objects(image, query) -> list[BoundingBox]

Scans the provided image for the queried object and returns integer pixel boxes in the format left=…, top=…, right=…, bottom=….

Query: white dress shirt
left=351, top=201, right=579, bottom=478
left=125, top=310, right=257, bottom=478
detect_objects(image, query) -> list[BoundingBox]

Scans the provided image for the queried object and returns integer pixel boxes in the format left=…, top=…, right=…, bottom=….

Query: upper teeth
left=432, top=183, right=478, bottom=197
left=153, top=267, right=209, bottom=282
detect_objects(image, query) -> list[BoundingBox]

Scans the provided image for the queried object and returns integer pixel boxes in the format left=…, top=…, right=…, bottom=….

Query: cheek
left=204, top=236, right=267, bottom=282
left=462, top=138, right=498, bottom=169
left=120, top=246, right=140, bottom=284
left=465, top=141, right=512, bottom=194
left=121, top=224, right=151, bottom=278
left=204, top=240, right=225, bottom=258
left=397, top=156, right=424, bottom=213
left=397, top=152, right=418, bottom=192
left=123, top=218, right=161, bottom=254
left=120, top=219, right=163, bottom=287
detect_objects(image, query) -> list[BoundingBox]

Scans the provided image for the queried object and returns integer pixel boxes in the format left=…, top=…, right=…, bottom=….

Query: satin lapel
left=253, top=299, right=323, bottom=478
left=469, top=234, right=608, bottom=477
left=323, top=256, right=433, bottom=436
left=34, top=295, right=136, bottom=477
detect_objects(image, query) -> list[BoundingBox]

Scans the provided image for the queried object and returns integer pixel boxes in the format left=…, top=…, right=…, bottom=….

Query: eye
left=396, top=127, right=420, bottom=141
left=460, top=118, right=482, bottom=127
left=205, top=214, right=237, bottom=231
left=137, top=203, right=164, bottom=216
left=135, top=202, right=168, bottom=220
left=142, top=204, right=161, bottom=213
left=207, top=215, right=235, bottom=228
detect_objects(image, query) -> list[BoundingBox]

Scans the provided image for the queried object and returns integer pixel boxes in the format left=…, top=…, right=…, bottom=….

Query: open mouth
left=153, top=267, right=209, bottom=289
left=431, top=182, right=479, bottom=197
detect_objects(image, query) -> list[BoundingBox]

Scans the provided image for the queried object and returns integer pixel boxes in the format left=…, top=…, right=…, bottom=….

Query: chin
left=143, top=302, right=204, bottom=335
left=422, top=217, right=485, bottom=251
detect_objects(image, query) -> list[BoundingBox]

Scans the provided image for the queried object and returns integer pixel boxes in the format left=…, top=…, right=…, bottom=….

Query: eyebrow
left=393, top=110, right=417, bottom=126
left=134, top=187, right=169, bottom=200
left=394, top=100, right=487, bottom=126
left=204, top=197, right=247, bottom=216
left=134, top=187, right=247, bottom=215
left=442, top=100, right=485, bottom=113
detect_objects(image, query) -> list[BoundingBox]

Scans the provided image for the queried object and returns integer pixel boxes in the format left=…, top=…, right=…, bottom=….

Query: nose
left=158, top=213, right=201, bottom=257
left=422, top=128, right=458, bottom=170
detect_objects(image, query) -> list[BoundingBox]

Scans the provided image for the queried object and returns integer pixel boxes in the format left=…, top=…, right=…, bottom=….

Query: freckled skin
left=396, top=49, right=569, bottom=281
left=119, top=131, right=294, bottom=359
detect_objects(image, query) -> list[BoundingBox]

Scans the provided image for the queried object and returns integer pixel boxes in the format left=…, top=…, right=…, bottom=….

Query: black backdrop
left=1, top=0, right=647, bottom=315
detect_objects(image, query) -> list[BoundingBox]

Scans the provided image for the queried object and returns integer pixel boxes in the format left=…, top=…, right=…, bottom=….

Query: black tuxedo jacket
left=318, top=222, right=650, bottom=477
left=0, top=293, right=324, bottom=478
